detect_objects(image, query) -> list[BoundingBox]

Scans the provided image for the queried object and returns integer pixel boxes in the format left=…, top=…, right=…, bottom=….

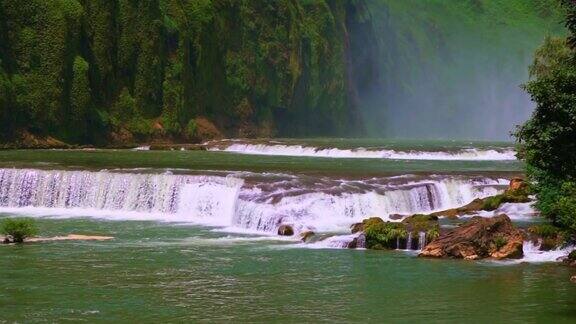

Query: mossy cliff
left=0, top=0, right=364, bottom=145
left=0, top=0, right=566, bottom=145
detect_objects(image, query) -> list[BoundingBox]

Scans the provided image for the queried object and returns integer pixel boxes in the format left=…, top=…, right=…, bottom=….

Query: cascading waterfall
left=0, top=168, right=243, bottom=224
left=406, top=232, right=413, bottom=250
left=418, top=232, right=427, bottom=250
left=0, top=168, right=506, bottom=236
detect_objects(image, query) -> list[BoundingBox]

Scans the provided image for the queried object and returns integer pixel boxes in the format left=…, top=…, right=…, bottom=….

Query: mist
left=350, top=0, right=566, bottom=141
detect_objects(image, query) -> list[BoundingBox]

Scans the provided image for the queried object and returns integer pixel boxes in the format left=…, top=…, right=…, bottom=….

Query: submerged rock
left=277, top=225, right=294, bottom=236
left=419, top=214, right=523, bottom=260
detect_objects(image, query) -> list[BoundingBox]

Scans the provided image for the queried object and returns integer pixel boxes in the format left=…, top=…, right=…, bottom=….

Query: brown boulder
left=419, top=214, right=523, bottom=260
left=389, top=214, right=406, bottom=220
left=508, top=177, right=528, bottom=194
left=350, top=223, right=364, bottom=234
left=300, top=231, right=316, bottom=243
left=277, top=225, right=294, bottom=236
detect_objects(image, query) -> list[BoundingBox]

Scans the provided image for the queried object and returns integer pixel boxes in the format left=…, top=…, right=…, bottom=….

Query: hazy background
left=353, top=0, right=566, bottom=140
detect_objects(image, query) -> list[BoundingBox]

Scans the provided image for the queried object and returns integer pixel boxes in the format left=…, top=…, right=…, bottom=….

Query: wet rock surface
left=277, top=225, right=294, bottom=236
left=419, top=214, right=524, bottom=260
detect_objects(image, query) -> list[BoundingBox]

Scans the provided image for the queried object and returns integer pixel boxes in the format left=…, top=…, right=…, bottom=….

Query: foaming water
left=208, top=143, right=516, bottom=161
left=0, top=168, right=507, bottom=235
left=489, top=241, right=573, bottom=265
left=477, top=202, right=539, bottom=221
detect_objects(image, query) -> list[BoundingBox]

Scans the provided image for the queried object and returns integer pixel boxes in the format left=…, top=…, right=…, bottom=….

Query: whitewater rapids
left=207, top=142, right=517, bottom=161
left=0, top=168, right=507, bottom=234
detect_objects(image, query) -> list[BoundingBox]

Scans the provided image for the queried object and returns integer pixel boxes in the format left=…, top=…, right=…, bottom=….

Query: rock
left=507, top=177, right=528, bottom=194
left=277, top=225, right=294, bottom=236
left=430, top=198, right=484, bottom=218
left=389, top=214, right=405, bottom=221
left=351, top=217, right=384, bottom=234
left=419, top=214, right=524, bottom=260
left=300, top=231, right=316, bottom=243
left=347, top=234, right=366, bottom=249
left=563, top=250, right=576, bottom=267
left=526, top=224, right=566, bottom=251
left=402, top=214, right=438, bottom=232
left=350, top=223, right=364, bottom=234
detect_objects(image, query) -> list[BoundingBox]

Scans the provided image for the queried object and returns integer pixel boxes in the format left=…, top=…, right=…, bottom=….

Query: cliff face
left=0, top=0, right=365, bottom=144
left=0, top=0, right=566, bottom=145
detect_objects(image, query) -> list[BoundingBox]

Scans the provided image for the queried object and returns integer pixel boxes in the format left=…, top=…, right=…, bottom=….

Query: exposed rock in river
left=277, top=225, right=294, bottom=236
left=419, top=214, right=523, bottom=260
left=300, top=231, right=316, bottom=243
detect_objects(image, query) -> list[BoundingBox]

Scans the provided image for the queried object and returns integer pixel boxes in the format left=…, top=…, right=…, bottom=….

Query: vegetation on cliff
left=0, top=0, right=566, bottom=145
left=515, top=0, right=576, bottom=235
left=0, top=0, right=364, bottom=145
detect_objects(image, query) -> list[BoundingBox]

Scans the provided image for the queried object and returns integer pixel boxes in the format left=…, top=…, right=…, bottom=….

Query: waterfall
left=418, top=232, right=427, bottom=250
left=0, top=168, right=243, bottom=224
left=0, top=168, right=506, bottom=234
left=406, top=232, right=413, bottom=250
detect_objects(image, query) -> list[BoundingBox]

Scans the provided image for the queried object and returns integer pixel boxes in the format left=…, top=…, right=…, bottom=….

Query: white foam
left=0, top=168, right=507, bottom=236
left=477, top=202, right=539, bottom=221
left=209, top=143, right=517, bottom=160
left=491, top=241, right=574, bottom=264
left=299, top=234, right=362, bottom=249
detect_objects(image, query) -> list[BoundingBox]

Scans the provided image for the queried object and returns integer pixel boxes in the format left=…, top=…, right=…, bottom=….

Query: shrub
left=482, top=195, right=504, bottom=211
left=364, top=221, right=408, bottom=249
left=1, top=218, right=38, bottom=243
left=481, top=193, right=531, bottom=211
left=185, top=119, right=197, bottom=139
left=493, top=235, right=508, bottom=250
left=568, top=249, right=576, bottom=261
left=528, top=223, right=562, bottom=239
left=426, top=227, right=440, bottom=241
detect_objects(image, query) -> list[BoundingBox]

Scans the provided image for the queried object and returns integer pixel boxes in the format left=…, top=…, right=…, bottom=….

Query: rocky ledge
left=430, top=177, right=531, bottom=219
left=419, top=214, right=523, bottom=260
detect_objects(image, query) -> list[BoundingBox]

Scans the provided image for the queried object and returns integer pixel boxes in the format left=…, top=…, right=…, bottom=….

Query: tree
left=515, top=3, right=576, bottom=232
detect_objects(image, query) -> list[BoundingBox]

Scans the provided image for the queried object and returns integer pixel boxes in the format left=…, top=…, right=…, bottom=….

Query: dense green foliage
left=364, top=219, right=407, bottom=250
left=1, top=218, right=38, bottom=243
left=515, top=0, right=576, bottom=233
left=0, top=0, right=566, bottom=144
left=0, top=0, right=361, bottom=144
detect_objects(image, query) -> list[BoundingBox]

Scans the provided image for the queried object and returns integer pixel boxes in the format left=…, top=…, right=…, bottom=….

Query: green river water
left=0, top=140, right=574, bottom=323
